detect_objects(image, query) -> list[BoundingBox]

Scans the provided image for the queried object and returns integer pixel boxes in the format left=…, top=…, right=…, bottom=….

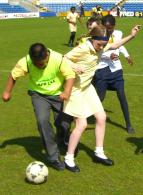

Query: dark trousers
left=92, top=67, right=132, bottom=128
left=69, top=31, right=76, bottom=46
left=28, top=91, right=72, bottom=161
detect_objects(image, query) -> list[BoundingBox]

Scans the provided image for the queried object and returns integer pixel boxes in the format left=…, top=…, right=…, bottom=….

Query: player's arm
left=2, top=74, right=16, bottom=102
left=109, top=25, right=141, bottom=49
left=65, top=46, right=85, bottom=74
left=67, top=18, right=76, bottom=25
left=78, top=14, right=82, bottom=23
left=67, top=14, right=76, bottom=25
left=2, top=57, right=28, bottom=102
left=119, top=46, right=133, bottom=65
left=59, top=57, right=75, bottom=101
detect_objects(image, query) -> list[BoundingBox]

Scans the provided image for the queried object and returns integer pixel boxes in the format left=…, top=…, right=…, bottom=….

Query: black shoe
left=65, top=162, right=80, bottom=172
left=126, top=126, right=135, bottom=134
left=93, top=155, right=114, bottom=166
left=48, top=159, right=65, bottom=171
left=65, top=162, right=80, bottom=173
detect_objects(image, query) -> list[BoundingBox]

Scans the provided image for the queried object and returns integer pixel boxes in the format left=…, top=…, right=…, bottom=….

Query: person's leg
left=64, top=118, right=87, bottom=172
left=67, top=118, right=87, bottom=154
left=29, top=92, right=64, bottom=170
left=92, top=69, right=108, bottom=102
left=116, top=86, right=135, bottom=133
left=68, top=32, right=76, bottom=47
left=55, top=112, right=73, bottom=147
left=95, top=81, right=107, bottom=102
left=93, top=111, right=114, bottom=165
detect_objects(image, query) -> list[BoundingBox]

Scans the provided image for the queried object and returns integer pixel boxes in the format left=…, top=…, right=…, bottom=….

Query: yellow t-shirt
left=65, top=39, right=110, bottom=90
left=64, top=39, right=107, bottom=117
left=11, top=49, right=75, bottom=95
left=92, top=7, right=97, bottom=13
left=12, top=54, right=75, bottom=81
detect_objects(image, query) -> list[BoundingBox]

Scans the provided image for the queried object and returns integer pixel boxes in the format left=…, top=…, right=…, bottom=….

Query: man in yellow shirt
left=2, top=43, right=75, bottom=171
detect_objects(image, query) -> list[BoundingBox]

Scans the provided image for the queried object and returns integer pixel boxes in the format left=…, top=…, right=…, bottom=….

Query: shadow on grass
left=0, top=136, right=47, bottom=163
left=62, top=43, right=69, bottom=47
left=78, top=142, right=94, bottom=160
left=0, top=136, right=107, bottom=163
left=0, top=136, right=94, bottom=161
left=126, top=137, right=143, bottom=154
left=106, top=117, right=125, bottom=131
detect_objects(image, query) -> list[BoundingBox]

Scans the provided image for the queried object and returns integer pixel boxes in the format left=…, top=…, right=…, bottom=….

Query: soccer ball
left=26, top=161, right=48, bottom=184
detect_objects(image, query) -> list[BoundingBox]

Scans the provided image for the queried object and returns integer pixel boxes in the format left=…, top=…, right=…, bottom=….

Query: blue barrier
left=40, top=12, right=56, bottom=17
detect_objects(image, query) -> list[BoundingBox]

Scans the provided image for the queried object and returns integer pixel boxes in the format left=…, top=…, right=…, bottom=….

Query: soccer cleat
left=48, top=158, right=65, bottom=171
left=93, top=155, right=114, bottom=166
left=64, top=162, right=80, bottom=172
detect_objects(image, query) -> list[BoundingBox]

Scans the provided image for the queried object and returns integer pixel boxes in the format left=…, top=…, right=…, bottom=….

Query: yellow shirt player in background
left=67, top=6, right=81, bottom=47
left=92, top=5, right=103, bottom=19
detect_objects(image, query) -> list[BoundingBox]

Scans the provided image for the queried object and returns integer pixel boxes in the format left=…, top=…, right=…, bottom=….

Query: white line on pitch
left=1, top=70, right=143, bottom=77
left=124, top=73, right=143, bottom=77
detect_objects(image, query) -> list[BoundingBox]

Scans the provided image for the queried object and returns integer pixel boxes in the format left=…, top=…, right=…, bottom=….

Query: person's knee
left=117, top=88, right=126, bottom=101
left=55, top=113, right=73, bottom=131
left=37, top=114, right=49, bottom=126
left=76, top=120, right=87, bottom=131
left=96, top=111, right=106, bottom=124
left=59, top=121, right=71, bottom=132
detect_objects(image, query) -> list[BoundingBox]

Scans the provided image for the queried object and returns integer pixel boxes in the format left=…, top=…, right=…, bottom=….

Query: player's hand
left=110, top=53, right=119, bottom=61
left=71, top=21, right=76, bottom=26
left=2, top=91, right=11, bottom=102
left=72, top=64, right=85, bottom=74
left=126, top=56, right=133, bottom=65
left=131, top=25, right=141, bottom=37
left=59, top=92, right=70, bottom=101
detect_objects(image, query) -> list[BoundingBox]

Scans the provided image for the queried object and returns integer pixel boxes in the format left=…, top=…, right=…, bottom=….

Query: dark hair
left=102, top=14, right=116, bottom=26
left=70, top=6, right=76, bottom=11
left=29, top=43, right=47, bottom=61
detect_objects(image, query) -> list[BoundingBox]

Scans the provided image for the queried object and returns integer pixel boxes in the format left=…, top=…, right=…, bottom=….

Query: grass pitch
left=0, top=17, right=143, bottom=195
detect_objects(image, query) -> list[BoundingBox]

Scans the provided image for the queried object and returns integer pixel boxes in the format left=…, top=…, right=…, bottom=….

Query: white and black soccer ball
left=26, top=161, right=48, bottom=184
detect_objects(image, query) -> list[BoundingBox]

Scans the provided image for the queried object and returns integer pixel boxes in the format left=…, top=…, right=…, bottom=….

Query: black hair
left=102, top=14, right=116, bottom=26
left=70, top=6, right=76, bottom=11
left=29, top=43, right=47, bottom=61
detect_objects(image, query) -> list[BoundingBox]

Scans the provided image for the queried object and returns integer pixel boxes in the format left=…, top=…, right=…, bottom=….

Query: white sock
left=94, top=147, right=107, bottom=159
left=64, top=153, right=75, bottom=167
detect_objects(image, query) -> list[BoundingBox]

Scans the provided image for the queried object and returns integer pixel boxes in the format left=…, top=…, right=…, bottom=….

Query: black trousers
left=92, top=67, right=132, bottom=128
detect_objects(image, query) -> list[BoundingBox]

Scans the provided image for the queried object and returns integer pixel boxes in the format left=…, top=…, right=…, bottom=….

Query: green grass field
left=0, top=16, right=143, bottom=195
